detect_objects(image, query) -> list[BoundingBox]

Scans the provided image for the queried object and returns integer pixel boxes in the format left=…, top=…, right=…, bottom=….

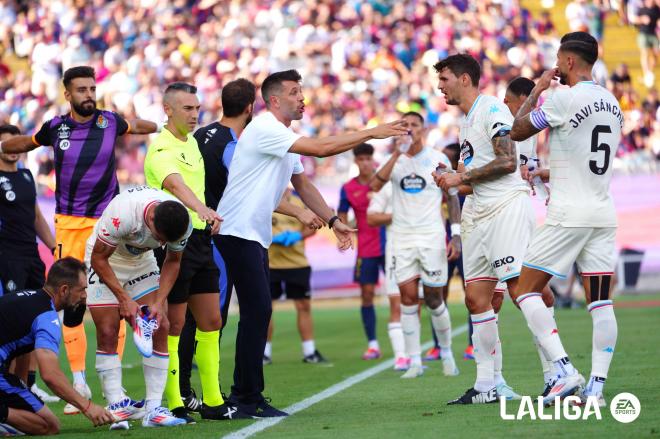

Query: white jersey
left=530, top=81, right=622, bottom=227
left=459, top=95, right=528, bottom=218
left=461, top=194, right=475, bottom=235
left=389, top=147, right=450, bottom=245
left=218, top=111, right=304, bottom=248
left=89, top=186, right=192, bottom=260
left=367, top=182, right=392, bottom=224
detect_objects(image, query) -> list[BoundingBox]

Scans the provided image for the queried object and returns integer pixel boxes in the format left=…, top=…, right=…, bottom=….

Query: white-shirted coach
left=216, top=69, right=406, bottom=417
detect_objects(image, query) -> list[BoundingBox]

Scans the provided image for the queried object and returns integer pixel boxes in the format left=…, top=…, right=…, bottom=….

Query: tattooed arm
left=460, top=134, right=517, bottom=184
left=510, top=68, right=557, bottom=141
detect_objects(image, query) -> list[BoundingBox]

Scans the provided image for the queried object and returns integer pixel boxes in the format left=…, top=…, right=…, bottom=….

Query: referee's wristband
left=328, top=215, right=340, bottom=229
left=450, top=223, right=461, bottom=237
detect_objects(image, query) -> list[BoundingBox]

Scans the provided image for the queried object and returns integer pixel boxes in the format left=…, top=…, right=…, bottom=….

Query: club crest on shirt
left=112, top=217, right=121, bottom=230
left=400, top=173, right=426, bottom=194
left=96, top=114, right=108, bottom=129
left=57, top=124, right=71, bottom=139
left=460, top=139, right=474, bottom=166
left=1, top=182, right=11, bottom=191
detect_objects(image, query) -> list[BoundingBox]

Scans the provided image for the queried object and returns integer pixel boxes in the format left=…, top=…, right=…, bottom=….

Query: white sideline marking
left=224, top=323, right=469, bottom=439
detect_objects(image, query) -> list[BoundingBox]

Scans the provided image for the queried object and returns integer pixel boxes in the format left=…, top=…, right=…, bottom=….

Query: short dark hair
left=222, top=78, right=256, bottom=117
left=164, top=82, right=197, bottom=95
left=353, top=143, right=374, bottom=157
left=402, top=111, right=425, bottom=125
left=433, top=54, right=481, bottom=87
left=63, top=66, right=96, bottom=89
left=0, top=125, right=20, bottom=137
left=559, top=32, right=598, bottom=65
left=46, top=257, right=87, bottom=290
left=506, top=77, right=535, bottom=97
left=154, top=201, right=190, bottom=242
left=261, top=70, right=302, bottom=106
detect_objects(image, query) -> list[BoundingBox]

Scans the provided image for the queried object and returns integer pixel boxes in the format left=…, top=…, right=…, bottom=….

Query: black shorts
left=270, top=267, right=311, bottom=300
left=154, top=231, right=219, bottom=304
left=0, top=252, right=45, bottom=296
left=0, top=372, right=43, bottom=413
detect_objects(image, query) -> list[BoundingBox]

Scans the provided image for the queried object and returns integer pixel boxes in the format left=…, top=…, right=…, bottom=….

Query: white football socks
left=96, top=352, right=124, bottom=405
left=493, top=314, right=505, bottom=386
left=401, top=304, right=421, bottom=366
left=471, top=310, right=497, bottom=392
left=430, top=302, right=453, bottom=359
left=302, top=340, right=316, bottom=357
left=264, top=342, right=272, bottom=358
left=387, top=322, right=406, bottom=359
left=588, top=300, right=617, bottom=393
left=143, top=351, right=168, bottom=412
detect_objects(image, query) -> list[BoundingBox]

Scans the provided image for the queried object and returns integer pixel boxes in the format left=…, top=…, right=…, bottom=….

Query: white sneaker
left=142, top=407, right=187, bottom=427
left=543, top=373, right=585, bottom=406
left=63, top=382, right=92, bottom=415
left=0, top=423, right=25, bottom=436
left=109, top=421, right=130, bottom=430
left=400, top=364, right=424, bottom=378
left=576, top=388, right=606, bottom=408
left=496, top=382, right=522, bottom=400
left=30, top=384, right=60, bottom=403
left=133, top=306, right=158, bottom=358
left=441, top=356, right=459, bottom=376
left=107, top=397, right=146, bottom=421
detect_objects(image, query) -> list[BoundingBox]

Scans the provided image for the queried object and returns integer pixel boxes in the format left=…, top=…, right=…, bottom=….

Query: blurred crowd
left=0, top=0, right=657, bottom=194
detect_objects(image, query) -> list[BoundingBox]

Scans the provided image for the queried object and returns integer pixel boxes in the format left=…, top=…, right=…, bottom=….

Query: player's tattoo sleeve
left=461, top=135, right=517, bottom=184
left=510, top=89, right=543, bottom=141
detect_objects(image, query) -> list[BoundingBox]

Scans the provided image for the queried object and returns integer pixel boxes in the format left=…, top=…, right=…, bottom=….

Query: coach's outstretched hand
left=84, top=402, right=114, bottom=427
left=369, top=119, right=408, bottom=139
left=332, top=220, right=356, bottom=251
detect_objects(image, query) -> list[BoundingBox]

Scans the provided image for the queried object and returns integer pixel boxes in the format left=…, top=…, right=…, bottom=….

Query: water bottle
left=435, top=164, right=459, bottom=196
left=398, top=133, right=412, bottom=153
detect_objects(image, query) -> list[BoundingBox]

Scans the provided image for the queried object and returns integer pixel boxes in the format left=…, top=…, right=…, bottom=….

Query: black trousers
left=178, top=236, right=234, bottom=396
left=217, top=234, right=271, bottom=404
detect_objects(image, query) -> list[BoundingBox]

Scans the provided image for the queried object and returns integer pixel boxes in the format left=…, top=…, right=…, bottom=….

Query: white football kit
left=367, top=183, right=399, bottom=296
left=525, top=81, right=622, bottom=278
left=85, top=186, right=192, bottom=307
left=459, top=95, right=535, bottom=284
left=388, top=147, right=452, bottom=287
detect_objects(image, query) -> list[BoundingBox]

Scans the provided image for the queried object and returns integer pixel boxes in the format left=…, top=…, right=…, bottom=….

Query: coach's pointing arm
left=289, top=120, right=407, bottom=158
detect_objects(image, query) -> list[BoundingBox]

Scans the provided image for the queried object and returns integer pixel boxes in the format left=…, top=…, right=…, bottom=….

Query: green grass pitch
left=46, top=293, right=659, bottom=438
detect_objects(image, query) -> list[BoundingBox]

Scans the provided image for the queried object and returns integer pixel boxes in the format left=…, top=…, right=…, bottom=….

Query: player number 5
left=590, top=125, right=612, bottom=175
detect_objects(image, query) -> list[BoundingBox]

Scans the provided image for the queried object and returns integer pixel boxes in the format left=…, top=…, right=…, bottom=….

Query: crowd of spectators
left=0, top=0, right=657, bottom=194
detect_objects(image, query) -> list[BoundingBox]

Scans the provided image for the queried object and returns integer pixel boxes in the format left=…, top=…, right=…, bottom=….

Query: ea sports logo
left=610, top=393, right=640, bottom=423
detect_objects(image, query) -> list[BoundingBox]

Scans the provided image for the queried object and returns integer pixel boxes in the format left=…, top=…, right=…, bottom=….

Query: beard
left=72, top=100, right=97, bottom=117
left=558, top=70, right=568, bottom=85
left=62, top=301, right=86, bottom=327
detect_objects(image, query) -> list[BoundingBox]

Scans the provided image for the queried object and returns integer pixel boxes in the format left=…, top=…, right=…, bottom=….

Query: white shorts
left=86, top=255, right=161, bottom=307
left=524, top=225, right=617, bottom=279
left=392, top=244, right=448, bottom=288
left=464, top=192, right=535, bottom=284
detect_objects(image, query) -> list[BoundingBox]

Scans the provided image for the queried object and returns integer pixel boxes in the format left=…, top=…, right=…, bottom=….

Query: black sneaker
left=239, top=397, right=288, bottom=418
left=447, top=387, right=499, bottom=405
left=171, top=406, right=196, bottom=424
left=200, top=403, right=252, bottom=420
left=303, top=350, right=328, bottom=364
left=182, top=388, right=202, bottom=413
left=263, top=355, right=272, bottom=365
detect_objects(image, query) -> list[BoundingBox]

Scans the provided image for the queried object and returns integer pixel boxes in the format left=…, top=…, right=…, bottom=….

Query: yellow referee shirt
left=144, top=128, right=207, bottom=230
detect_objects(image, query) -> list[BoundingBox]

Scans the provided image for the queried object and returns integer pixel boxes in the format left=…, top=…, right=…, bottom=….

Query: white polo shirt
left=217, top=111, right=304, bottom=248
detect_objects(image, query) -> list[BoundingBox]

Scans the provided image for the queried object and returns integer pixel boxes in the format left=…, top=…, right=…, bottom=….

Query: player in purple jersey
left=0, top=66, right=159, bottom=415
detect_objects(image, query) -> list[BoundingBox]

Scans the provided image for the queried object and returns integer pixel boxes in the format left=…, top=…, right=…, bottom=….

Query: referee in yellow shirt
left=144, top=82, right=245, bottom=421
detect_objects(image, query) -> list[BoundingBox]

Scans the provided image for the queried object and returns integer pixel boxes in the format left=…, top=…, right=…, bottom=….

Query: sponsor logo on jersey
left=460, top=140, right=474, bottom=166
left=59, top=139, right=71, bottom=151
left=491, top=256, right=514, bottom=269
left=5, top=190, right=15, bottom=202
left=400, top=174, right=426, bottom=194
left=1, top=182, right=11, bottom=191
left=124, top=244, right=151, bottom=256
left=96, top=114, right=108, bottom=129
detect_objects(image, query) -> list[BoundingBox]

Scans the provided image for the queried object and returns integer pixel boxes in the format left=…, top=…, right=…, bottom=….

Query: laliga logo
left=500, top=393, right=641, bottom=423
left=500, top=396, right=602, bottom=421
